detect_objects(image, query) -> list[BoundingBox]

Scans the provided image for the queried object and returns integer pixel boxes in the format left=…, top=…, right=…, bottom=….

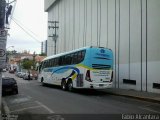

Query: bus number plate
left=99, top=84, right=104, bottom=87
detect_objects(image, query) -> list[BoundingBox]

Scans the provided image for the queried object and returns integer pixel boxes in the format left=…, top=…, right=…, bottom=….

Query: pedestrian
left=28, top=71, right=30, bottom=81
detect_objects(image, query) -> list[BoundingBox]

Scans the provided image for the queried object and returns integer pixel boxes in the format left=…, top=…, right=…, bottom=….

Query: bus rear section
left=84, top=47, right=113, bottom=89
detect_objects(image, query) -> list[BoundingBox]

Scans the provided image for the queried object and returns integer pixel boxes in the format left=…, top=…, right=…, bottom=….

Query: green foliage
left=21, top=59, right=34, bottom=70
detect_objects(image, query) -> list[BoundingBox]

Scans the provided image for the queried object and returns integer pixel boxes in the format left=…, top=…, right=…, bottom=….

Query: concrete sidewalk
left=102, top=88, right=160, bottom=104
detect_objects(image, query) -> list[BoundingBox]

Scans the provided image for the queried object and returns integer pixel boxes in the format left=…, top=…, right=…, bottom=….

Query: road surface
left=2, top=72, right=160, bottom=120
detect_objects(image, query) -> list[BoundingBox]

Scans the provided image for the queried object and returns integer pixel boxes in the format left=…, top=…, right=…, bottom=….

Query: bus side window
left=68, top=55, right=72, bottom=65
left=45, top=61, right=48, bottom=68
left=62, top=56, right=66, bottom=65
left=63, top=55, right=67, bottom=65
left=52, top=58, right=56, bottom=67
left=70, top=53, right=74, bottom=65
left=77, top=51, right=82, bottom=63
left=51, top=58, right=54, bottom=67
left=58, top=57, right=63, bottom=66
left=55, top=58, right=59, bottom=66
left=39, top=62, right=43, bottom=73
left=42, top=61, right=46, bottom=69
left=49, top=59, right=52, bottom=67
left=46, top=60, right=49, bottom=68
left=65, top=54, right=72, bottom=65
left=48, top=60, right=50, bottom=67
left=72, top=52, right=78, bottom=64
left=48, top=60, right=51, bottom=67
left=77, top=50, right=85, bottom=63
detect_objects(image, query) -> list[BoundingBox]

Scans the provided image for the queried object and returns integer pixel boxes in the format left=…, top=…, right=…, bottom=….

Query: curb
left=105, top=92, right=160, bottom=104
left=2, top=98, right=10, bottom=114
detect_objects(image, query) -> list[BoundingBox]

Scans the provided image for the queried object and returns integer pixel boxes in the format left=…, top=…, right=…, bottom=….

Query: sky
left=6, top=0, right=48, bottom=54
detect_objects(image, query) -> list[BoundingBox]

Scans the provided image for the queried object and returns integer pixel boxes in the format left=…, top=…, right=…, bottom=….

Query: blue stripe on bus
left=51, top=66, right=80, bottom=75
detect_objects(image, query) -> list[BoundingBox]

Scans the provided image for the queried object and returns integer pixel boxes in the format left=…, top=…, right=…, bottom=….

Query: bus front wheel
left=61, top=79, right=67, bottom=90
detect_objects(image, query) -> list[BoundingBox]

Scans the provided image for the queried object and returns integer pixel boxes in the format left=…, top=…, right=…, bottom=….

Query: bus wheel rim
left=68, top=82, right=73, bottom=90
left=62, top=81, right=66, bottom=89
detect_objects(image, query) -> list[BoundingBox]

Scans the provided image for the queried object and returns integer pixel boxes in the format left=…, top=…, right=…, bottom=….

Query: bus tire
left=67, top=79, right=73, bottom=91
left=61, top=79, right=67, bottom=90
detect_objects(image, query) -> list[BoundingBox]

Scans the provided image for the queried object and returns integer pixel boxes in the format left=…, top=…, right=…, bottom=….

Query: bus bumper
left=88, top=83, right=113, bottom=89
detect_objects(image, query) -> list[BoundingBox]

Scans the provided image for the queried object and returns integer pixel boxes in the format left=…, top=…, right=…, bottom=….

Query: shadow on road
left=40, top=83, right=110, bottom=96
left=2, top=92, right=18, bottom=97
left=72, top=89, right=110, bottom=96
left=40, top=83, right=62, bottom=89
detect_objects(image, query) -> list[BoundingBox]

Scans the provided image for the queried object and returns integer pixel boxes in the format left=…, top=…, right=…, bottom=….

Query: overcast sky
left=6, top=0, right=48, bottom=54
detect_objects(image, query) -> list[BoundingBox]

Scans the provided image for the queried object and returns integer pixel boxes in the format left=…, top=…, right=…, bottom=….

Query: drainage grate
left=153, top=83, right=160, bottom=89
left=123, top=79, right=136, bottom=85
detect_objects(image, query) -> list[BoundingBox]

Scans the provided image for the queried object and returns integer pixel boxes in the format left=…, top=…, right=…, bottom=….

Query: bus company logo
left=100, top=49, right=105, bottom=53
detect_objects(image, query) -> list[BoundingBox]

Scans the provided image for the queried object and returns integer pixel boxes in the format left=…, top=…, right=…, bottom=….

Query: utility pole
left=0, top=0, right=6, bottom=114
left=33, top=51, right=36, bottom=70
left=48, top=21, right=59, bottom=55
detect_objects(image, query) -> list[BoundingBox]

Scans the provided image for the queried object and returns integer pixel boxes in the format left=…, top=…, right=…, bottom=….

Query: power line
left=11, top=18, right=41, bottom=43
left=12, top=16, right=40, bottom=39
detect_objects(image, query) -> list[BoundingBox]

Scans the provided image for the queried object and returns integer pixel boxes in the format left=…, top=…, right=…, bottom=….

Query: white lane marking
left=2, top=98, right=10, bottom=114
left=35, top=101, right=55, bottom=113
left=139, top=107, right=160, bottom=114
left=10, top=106, right=42, bottom=113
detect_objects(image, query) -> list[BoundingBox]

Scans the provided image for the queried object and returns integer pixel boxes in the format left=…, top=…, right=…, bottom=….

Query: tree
left=21, top=59, right=34, bottom=70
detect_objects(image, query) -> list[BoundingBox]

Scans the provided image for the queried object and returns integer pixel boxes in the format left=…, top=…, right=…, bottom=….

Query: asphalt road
left=2, top=72, right=160, bottom=119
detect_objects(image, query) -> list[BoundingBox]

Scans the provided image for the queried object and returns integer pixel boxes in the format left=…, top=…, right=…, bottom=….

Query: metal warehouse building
left=44, top=0, right=160, bottom=93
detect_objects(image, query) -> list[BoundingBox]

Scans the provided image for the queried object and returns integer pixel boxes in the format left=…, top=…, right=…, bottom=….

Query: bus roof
left=42, top=46, right=111, bottom=61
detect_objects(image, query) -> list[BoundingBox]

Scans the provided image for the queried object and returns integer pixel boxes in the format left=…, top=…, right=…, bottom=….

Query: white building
left=44, top=0, right=160, bottom=93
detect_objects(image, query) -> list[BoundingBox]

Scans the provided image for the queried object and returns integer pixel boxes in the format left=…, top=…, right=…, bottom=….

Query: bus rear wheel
left=61, top=79, right=67, bottom=90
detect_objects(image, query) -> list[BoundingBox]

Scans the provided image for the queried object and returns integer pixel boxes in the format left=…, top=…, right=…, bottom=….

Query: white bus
left=38, top=46, right=113, bottom=91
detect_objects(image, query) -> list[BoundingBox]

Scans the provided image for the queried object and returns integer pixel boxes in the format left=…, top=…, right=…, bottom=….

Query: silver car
left=23, top=73, right=33, bottom=80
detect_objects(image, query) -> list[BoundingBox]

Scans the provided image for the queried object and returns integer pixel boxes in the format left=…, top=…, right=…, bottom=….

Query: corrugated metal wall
left=46, top=0, right=160, bottom=93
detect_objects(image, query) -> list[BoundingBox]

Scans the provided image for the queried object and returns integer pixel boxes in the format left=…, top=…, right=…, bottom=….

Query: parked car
left=19, top=72, right=26, bottom=78
left=2, top=68, right=7, bottom=72
left=16, top=72, right=23, bottom=77
left=9, top=70, right=14, bottom=73
left=15, top=72, right=19, bottom=76
left=2, top=77, right=18, bottom=96
left=23, top=73, right=33, bottom=80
